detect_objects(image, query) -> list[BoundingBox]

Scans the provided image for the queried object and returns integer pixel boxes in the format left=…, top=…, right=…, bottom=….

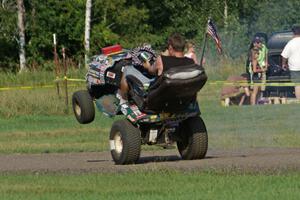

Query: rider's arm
left=281, top=42, right=290, bottom=70
left=143, top=55, right=163, bottom=76
left=282, top=57, right=288, bottom=69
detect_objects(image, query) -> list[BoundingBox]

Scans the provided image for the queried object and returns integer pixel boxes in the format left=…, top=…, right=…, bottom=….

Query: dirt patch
left=0, top=148, right=299, bottom=174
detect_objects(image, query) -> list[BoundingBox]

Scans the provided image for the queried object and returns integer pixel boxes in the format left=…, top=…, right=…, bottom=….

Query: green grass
left=0, top=171, right=299, bottom=200
left=0, top=101, right=300, bottom=154
left=0, top=67, right=300, bottom=153
left=0, top=113, right=114, bottom=153
left=0, top=64, right=299, bottom=200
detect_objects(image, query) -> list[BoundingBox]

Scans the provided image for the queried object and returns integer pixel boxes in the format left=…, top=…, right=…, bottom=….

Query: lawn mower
left=72, top=44, right=208, bottom=164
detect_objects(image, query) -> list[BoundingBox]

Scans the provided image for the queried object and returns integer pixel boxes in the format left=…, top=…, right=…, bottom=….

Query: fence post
left=53, top=33, right=60, bottom=97
left=62, top=47, right=69, bottom=113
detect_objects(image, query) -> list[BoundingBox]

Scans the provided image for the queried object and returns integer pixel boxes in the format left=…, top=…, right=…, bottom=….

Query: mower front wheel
left=72, top=90, right=95, bottom=124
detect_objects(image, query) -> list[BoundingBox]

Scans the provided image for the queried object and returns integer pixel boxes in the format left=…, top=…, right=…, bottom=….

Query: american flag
left=207, top=19, right=222, bottom=54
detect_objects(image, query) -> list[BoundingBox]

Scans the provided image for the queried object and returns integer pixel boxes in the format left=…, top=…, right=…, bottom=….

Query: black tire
left=72, top=90, right=95, bottom=124
left=177, top=116, right=208, bottom=160
left=110, top=119, right=141, bottom=165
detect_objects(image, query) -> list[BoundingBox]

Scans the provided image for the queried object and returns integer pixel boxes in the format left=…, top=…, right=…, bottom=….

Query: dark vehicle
left=265, top=31, right=295, bottom=98
left=72, top=45, right=208, bottom=165
left=247, top=31, right=295, bottom=99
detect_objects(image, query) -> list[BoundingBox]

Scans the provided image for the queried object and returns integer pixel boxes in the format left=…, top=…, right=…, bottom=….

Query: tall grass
left=0, top=60, right=245, bottom=118
left=204, top=55, right=246, bottom=81
left=0, top=87, right=85, bottom=118
left=0, top=69, right=86, bottom=87
left=0, top=68, right=88, bottom=118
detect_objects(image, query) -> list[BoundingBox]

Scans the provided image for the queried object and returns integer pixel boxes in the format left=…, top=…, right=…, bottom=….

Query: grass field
left=0, top=84, right=300, bottom=153
left=0, top=171, right=299, bottom=200
left=1, top=67, right=300, bottom=199
left=1, top=79, right=300, bottom=153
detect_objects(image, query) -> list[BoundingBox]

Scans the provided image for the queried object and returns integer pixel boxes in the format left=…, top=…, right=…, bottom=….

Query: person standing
left=249, top=37, right=268, bottom=105
left=257, top=38, right=268, bottom=92
left=281, top=25, right=300, bottom=100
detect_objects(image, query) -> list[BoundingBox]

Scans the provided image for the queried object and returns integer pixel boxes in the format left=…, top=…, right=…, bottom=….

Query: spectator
left=281, top=25, right=300, bottom=100
left=248, top=37, right=268, bottom=105
left=221, top=74, right=250, bottom=106
left=184, top=41, right=198, bottom=64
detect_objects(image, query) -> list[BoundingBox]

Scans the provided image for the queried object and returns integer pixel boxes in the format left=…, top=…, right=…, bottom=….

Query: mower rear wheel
left=177, top=116, right=208, bottom=160
left=110, top=119, right=141, bottom=165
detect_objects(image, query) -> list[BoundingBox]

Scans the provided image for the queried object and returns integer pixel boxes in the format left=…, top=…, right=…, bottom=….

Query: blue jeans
left=124, top=65, right=154, bottom=85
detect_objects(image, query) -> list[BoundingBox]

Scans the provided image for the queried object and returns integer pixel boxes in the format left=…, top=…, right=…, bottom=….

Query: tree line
left=0, top=0, right=299, bottom=72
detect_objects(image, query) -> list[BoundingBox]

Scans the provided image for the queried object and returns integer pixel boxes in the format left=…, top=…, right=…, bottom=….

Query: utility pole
left=17, top=0, right=26, bottom=72
left=84, top=0, right=92, bottom=69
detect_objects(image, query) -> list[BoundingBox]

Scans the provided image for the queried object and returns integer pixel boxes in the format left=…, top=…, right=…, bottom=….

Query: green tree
left=90, top=0, right=150, bottom=52
left=2, top=0, right=296, bottom=71
left=0, top=1, right=18, bottom=71
left=26, top=0, right=85, bottom=67
left=253, top=0, right=300, bottom=34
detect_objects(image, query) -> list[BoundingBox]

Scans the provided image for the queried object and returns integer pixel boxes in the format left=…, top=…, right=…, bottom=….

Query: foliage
left=219, top=15, right=249, bottom=59
left=252, top=0, right=300, bottom=34
left=0, top=0, right=299, bottom=71
left=25, top=0, right=86, bottom=68
left=0, top=1, right=18, bottom=71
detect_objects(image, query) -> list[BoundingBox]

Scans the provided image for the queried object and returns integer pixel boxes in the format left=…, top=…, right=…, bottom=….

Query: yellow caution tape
left=208, top=80, right=300, bottom=87
left=1, top=77, right=300, bottom=91
left=0, top=77, right=85, bottom=91
left=0, top=85, right=55, bottom=91
left=65, top=78, right=86, bottom=82
left=0, top=84, right=82, bottom=91
left=54, top=77, right=85, bottom=82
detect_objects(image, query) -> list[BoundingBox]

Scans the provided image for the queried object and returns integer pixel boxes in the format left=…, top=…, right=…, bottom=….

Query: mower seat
left=127, top=64, right=207, bottom=114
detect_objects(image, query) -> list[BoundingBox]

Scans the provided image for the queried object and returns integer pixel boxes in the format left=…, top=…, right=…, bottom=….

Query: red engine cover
left=101, top=44, right=122, bottom=55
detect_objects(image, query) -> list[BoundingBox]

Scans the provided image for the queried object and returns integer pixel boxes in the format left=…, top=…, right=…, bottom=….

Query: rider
left=119, top=33, right=194, bottom=102
left=142, top=33, right=194, bottom=76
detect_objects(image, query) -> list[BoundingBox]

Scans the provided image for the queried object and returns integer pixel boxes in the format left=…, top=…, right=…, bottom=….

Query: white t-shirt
left=281, top=37, right=300, bottom=71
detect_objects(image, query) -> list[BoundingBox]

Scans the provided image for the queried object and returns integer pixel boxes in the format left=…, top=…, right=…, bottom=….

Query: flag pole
left=199, top=33, right=208, bottom=67
left=199, top=18, right=210, bottom=67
